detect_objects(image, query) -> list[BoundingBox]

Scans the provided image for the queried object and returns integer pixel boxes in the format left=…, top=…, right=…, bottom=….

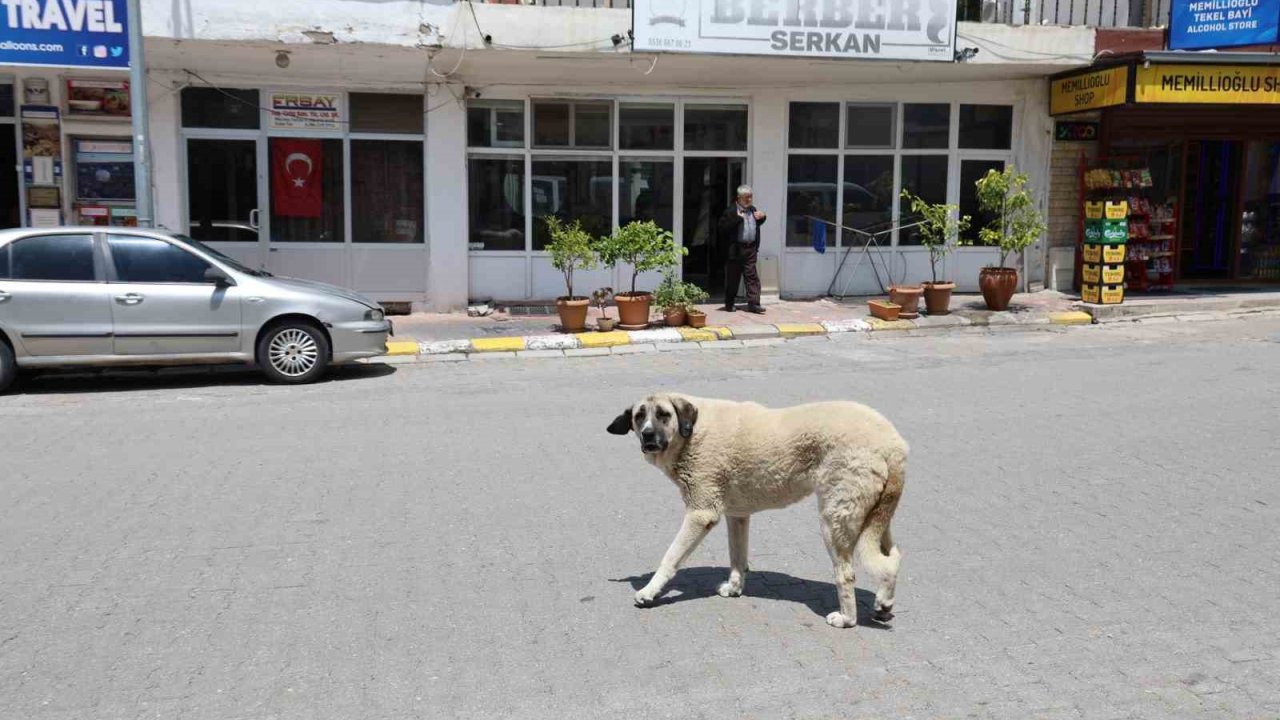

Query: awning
left=1049, top=52, right=1280, bottom=116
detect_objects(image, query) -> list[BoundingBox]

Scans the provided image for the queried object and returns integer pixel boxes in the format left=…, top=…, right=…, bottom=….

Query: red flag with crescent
left=271, top=139, right=323, bottom=218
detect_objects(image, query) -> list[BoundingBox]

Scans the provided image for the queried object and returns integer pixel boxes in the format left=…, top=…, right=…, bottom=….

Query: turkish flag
left=272, top=139, right=323, bottom=218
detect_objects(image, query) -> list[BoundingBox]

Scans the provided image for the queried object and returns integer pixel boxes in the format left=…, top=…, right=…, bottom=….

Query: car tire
left=256, top=321, right=330, bottom=385
left=0, top=340, right=16, bottom=394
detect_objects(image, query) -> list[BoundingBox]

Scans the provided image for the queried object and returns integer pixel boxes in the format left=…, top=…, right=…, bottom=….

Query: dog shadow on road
left=610, top=566, right=892, bottom=629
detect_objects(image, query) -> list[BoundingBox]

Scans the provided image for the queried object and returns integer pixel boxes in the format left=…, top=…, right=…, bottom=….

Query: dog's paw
left=634, top=589, right=658, bottom=607
left=825, top=611, right=856, bottom=629
left=874, top=604, right=895, bottom=623
left=717, top=581, right=743, bottom=598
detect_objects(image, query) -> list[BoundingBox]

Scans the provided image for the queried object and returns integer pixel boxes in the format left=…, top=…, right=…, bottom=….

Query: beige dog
left=608, top=393, right=907, bottom=629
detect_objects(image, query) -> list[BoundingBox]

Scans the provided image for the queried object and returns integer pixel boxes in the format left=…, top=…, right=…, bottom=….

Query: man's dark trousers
left=725, top=241, right=761, bottom=309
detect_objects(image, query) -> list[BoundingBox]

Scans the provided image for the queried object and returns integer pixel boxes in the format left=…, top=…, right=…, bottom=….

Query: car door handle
left=0, top=290, right=10, bottom=303
left=115, top=293, right=145, bottom=305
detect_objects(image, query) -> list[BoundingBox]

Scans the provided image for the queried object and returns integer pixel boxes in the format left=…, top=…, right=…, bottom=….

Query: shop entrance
left=681, top=157, right=744, bottom=297
left=1182, top=140, right=1243, bottom=280
left=1, top=125, right=19, bottom=229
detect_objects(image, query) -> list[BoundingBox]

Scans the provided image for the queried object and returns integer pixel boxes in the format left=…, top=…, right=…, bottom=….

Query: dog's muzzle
left=640, top=432, right=665, bottom=453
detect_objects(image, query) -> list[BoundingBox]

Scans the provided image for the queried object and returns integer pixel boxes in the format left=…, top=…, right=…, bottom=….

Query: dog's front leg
left=635, top=510, right=720, bottom=607
left=718, top=516, right=750, bottom=598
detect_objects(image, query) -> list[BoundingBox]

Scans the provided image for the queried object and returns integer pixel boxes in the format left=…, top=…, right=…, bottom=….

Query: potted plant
left=970, top=167, right=1046, bottom=312
left=595, top=221, right=687, bottom=330
left=900, top=189, right=971, bottom=315
left=591, top=287, right=615, bottom=332
left=544, top=216, right=596, bottom=332
left=684, top=285, right=710, bottom=328
left=654, top=272, right=689, bottom=327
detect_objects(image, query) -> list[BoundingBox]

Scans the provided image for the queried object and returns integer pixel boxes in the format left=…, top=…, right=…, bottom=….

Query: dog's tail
left=855, top=457, right=904, bottom=616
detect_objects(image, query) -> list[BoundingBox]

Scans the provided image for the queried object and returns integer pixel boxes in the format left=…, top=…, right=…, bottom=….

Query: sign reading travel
left=1055, top=121, right=1100, bottom=141
left=632, top=0, right=957, bottom=62
left=1169, top=0, right=1280, bottom=50
left=0, top=0, right=130, bottom=70
left=1135, top=63, right=1280, bottom=104
left=1049, top=65, right=1131, bottom=116
left=268, top=92, right=343, bottom=130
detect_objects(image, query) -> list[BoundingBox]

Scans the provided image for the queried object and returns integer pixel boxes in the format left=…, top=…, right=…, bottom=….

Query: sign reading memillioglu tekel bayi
left=633, top=0, right=956, bottom=62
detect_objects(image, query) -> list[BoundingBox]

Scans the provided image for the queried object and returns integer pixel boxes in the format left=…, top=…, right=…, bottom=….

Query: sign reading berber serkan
left=632, top=0, right=957, bottom=62
left=1169, top=0, right=1280, bottom=50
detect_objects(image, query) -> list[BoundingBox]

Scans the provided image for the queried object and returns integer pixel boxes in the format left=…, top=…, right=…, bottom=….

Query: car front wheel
left=0, top=340, right=15, bottom=394
left=257, top=322, right=330, bottom=385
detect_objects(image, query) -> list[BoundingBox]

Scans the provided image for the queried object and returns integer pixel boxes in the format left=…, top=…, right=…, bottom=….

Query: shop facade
left=1050, top=57, right=1280, bottom=290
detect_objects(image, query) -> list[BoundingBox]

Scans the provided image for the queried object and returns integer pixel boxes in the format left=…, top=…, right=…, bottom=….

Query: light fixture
left=275, top=50, right=290, bottom=69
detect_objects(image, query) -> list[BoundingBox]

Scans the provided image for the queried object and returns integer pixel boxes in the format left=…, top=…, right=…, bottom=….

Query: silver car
left=0, top=227, right=391, bottom=392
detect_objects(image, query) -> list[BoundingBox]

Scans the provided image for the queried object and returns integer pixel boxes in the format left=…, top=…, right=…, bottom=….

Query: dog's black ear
left=672, top=396, right=698, bottom=438
left=607, top=408, right=634, bottom=435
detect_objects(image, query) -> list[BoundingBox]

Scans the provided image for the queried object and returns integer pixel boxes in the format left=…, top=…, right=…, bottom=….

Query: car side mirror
left=205, top=267, right=235, bottom=286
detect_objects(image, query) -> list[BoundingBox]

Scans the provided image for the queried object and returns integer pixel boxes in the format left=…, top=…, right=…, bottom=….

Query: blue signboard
left=0, top=0, right=130, bottom=70
left=1170, top=0, right=1280, bottom=50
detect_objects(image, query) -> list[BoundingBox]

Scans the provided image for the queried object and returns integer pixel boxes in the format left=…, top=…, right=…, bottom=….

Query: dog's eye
left=656, top=409, right=671, bottom=420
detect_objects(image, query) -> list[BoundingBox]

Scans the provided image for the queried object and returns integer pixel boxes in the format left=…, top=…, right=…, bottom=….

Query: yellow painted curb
left=706, top=326, right=733, bottom=339
left=1050, top=311, right=1093, bottom=326
left=678, top=327, right=719, bottom=343
left=579, top=331, right=632, bottom=348
left=775, top=323, right=826, bottom=337
left=471, top=336, right=527, bottom=353
left=384, top=340, right=420, bottom=356
left=867, top=318, right=916, bottom=331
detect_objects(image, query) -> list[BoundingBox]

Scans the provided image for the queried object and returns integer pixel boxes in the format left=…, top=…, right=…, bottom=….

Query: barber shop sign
left=633, top=0, right=957, bottom=61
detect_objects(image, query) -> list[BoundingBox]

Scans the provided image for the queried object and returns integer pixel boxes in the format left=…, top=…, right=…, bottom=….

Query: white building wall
left=425, top=97, right=470, bottom=312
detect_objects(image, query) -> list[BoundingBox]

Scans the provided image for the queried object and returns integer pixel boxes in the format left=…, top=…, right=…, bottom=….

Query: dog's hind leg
left=718, top=516, right=750, bottom=598
left=858, top=463, right=904, bottom=622
left=635, top=510, right=720, bottom=607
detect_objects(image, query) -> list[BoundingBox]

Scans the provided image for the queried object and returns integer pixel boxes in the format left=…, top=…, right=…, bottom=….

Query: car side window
left=108, top=235, right=214, bottom=284
left=0, top=243, right=10, bottom=279
left=9, top=234, right=97, bottom=282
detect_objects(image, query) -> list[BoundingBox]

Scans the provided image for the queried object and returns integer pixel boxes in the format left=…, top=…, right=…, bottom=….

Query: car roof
left=0, top=226, right=181, bottom=243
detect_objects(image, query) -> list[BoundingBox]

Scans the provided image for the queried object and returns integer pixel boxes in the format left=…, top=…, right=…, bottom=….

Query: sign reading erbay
left=632, top=0, right=956, bottom=62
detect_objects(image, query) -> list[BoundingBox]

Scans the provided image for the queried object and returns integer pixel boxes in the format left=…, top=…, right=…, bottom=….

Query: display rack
left=1077, top=154, right=1179, bottom=292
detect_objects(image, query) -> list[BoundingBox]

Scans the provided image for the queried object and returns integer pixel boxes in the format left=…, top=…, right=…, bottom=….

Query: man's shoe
left=722, top=304, right=737, bottom=312
left=746, top=305, right=766, bottom=314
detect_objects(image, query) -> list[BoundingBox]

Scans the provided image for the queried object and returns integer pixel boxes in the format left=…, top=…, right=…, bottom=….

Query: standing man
left=718, top=185, right=766, bottom=313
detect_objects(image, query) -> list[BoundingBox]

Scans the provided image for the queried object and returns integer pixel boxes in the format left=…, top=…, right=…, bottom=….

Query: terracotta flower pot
left=922, top=281, right=956, bottom=315
left=888, top=285, right=923, bottom=319
left=978, top=267, right=1018, bottom=311
left=687, top=310, right=707, bottom=328
left=868, top=299, right=901, bottom=321
left=614, top=292, right=652, bottom=329
left=556, top=297, right=590, bottom=332
left=663, top=308, right=687, bottom=327
left=597, top=317, right=616, bottom=332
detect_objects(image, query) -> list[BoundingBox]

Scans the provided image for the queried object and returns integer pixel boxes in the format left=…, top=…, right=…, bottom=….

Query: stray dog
left=608, top=393, right=906, bottom=629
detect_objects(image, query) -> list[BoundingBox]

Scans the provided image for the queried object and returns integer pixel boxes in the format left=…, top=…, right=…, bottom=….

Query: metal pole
left=127, top=0, right=153, bottom=228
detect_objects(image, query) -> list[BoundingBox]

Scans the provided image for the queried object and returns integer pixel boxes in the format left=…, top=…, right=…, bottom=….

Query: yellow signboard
left=1050, top=66, right=1131, bottom=116
left=1136, top=64, right=1280, bottom=105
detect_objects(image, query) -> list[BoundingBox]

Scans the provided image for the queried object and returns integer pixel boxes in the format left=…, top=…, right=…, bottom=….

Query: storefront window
left=468, top=157, right=525, bottom=252
left=684, top=104, right=747, bottom=151
left=846, top=104, right=895, bottom=149
left=1241, top=141, right=1280, bottom=280
left=786, top=155, right=838, bottom=247
left=903, top=104, right=949, bottom=149
left=789, top=102, right=839, bottom=149
left=534, top=101, right=611, bottom=148
left=352, top=140, right=423, bottom=243
left=530, top=158, right=612, bottom=249
left=181, top=87, right=260, bottom=130
left=619, top=160, right=674, bottom=229
left=619, top=103, right=674, bottom=151
left=186, top=139, right=258, bottom=243
left=269, top=138, right=344, bottom=243
left=958, top=159, right=1005, bottom=245
left=574, top=103, right=612, bottom=148
left=898, top=156, right=948, bottom=245
left=959, top=105, right=1013, bottom=150
left=468, top=101, right=525, bottom=148
left=843, top=156, right=894, bottom=232
left=350, top=93, right=423, bottom=135
left=0, top=82, right=13, bottom=117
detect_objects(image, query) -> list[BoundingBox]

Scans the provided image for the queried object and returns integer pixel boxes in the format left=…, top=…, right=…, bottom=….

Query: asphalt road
left=2, top=316, right=1279, bottom=719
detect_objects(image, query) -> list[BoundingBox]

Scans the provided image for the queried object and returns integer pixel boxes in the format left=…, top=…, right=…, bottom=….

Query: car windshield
left=169, top=234, right=272, bottom=277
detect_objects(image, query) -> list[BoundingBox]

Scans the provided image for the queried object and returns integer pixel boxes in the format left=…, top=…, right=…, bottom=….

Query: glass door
left=681, top=157, right=744, bottom=296
left=264, top=137, right=347, bottom=285
left=186, top=138, right=263, bottom=268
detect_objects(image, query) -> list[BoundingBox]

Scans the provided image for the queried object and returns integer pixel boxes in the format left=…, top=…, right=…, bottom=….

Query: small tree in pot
left=595, top=221, right=686, bottom=330
left=544, top=216, right=597, bottom=332
left=970, top=167, right=1046, bottom=312
left=900, top=189, right=970, bottom=315
left=591, top=287, right=615, bottom=332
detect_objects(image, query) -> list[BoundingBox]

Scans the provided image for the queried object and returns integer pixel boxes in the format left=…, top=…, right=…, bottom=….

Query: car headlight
left=364, top=308, right=385, bottom=322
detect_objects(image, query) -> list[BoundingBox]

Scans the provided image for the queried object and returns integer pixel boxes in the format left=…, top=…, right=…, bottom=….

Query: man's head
left=736, top=185, right=753, bottom=208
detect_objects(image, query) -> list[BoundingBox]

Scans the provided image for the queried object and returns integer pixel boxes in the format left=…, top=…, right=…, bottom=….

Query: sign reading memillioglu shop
left=1135, top=63, right=1280, bottom=104
left=0, top=0, right=130, bottom=70
left=632, top=0, right=957, bottom=62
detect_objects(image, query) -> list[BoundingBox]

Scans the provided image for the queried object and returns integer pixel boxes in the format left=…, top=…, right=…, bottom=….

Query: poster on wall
left=64, top=78, right=131, bottom=118
left=74, top=139, right=135, bottom=201
left=268, top=92, right=343, bottom=130
left=21, top=105, right=63, bottom=185
left=1169, top=0, right=1280, bottom=49
left=631, top=0, right=957, bottom=61
left=0, top=0, right=130, bottom=70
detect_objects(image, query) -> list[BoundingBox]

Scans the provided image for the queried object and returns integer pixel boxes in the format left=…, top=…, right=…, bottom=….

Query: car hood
left=265, top=276, right=379, bottom=309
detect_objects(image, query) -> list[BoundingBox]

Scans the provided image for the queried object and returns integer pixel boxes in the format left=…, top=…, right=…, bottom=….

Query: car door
left=104, top=234, right=243, bottom=356
left=0, top=232, right=113, bottom=358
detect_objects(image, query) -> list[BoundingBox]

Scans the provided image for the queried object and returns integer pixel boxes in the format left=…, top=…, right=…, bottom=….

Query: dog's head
left=607, top=393, right=698, bottom=455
